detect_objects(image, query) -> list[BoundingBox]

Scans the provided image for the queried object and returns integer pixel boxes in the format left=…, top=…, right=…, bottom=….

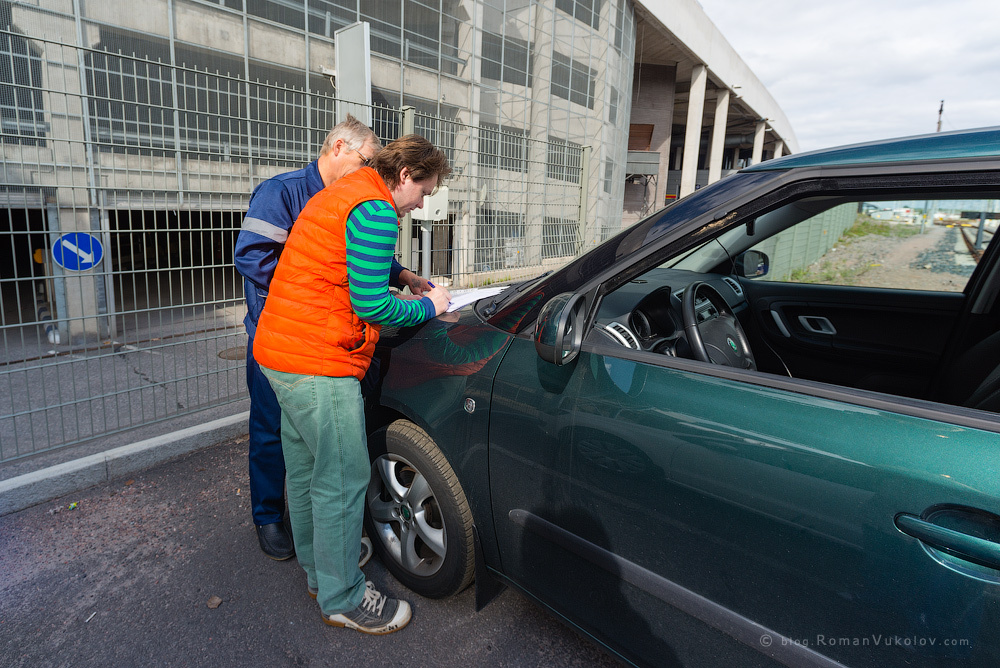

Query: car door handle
left=895, top=512, right=1000, bottom=570
left=769, top=309, right=791, bottom=337
left=798, top=315, right=837, bottom=335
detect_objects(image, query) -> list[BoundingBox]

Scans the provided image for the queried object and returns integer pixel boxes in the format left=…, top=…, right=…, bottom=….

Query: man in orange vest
left=255, top=135, right=451, bottom=634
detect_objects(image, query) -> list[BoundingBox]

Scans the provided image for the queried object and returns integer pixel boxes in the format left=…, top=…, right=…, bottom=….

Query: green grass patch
left=791, top=260, right=868, bottom=286
left=842, top=215, right=921, bottom=239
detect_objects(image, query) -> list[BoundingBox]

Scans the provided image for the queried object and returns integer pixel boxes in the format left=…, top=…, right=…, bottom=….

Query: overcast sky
left=696, top=0, right=1000, bottom=153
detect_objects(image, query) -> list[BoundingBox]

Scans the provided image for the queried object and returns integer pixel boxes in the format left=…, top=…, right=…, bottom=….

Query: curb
left=0, top=411, right=249, bottom=517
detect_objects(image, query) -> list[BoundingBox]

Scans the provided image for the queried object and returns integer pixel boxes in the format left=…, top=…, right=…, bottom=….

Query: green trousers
left=259, top=366, right=368, bottom=615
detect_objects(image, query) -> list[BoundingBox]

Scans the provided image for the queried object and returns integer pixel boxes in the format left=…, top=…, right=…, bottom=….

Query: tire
left=364, top=420, right=475, bottom=598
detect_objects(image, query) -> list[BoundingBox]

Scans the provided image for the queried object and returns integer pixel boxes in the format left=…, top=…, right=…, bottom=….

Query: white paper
left=445, top=286, right=508, bottom=312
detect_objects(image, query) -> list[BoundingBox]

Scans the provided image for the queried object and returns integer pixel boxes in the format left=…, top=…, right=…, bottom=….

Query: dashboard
left=589, top=268, right=748, bottom=356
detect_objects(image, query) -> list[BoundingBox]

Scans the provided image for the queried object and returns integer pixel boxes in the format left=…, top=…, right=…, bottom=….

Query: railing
left=0, top=31, right=584, bottom=462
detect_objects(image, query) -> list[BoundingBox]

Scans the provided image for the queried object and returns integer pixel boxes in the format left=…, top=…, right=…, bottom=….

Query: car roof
left=743, top=126, right=1000, bottom=172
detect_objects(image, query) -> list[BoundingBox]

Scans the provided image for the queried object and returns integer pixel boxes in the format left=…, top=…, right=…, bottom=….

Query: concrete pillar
left=398, top=106, right=415, bottom=269
left=33, top=5, right=110, bottom=345
left=453, top=1, right=483, bottom=285
left=751, top=120, right=766, bottom=165
left=625, top=64, right=675, bottom=226
left=523, top=3, right=555, bottom=265
left=773, top=139, right=784, bottom=159
left=578, top=145, right=591, bottom=245
left=679, top=64, right=707, bottom=198
left=707, top=89, right=730, bottom=184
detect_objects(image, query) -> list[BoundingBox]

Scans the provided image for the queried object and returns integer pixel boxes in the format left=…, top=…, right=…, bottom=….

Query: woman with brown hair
left=254, top=134, right=451, bottom=634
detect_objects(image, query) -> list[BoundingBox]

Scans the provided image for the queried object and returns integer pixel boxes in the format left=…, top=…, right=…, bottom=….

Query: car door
left=488, top=314, right=1000, bottom=668
left=488, top=336, right=769, bottom=667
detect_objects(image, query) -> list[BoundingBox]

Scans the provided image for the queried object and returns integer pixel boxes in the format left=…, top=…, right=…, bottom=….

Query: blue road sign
left=52, top=232, right=104, bottom=271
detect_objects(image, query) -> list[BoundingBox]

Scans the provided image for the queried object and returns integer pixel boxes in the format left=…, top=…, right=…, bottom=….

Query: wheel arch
left=364, top=414, right=506, bottom=607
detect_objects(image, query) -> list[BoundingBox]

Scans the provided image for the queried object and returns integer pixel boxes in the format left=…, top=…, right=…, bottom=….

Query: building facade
left=0, top=0, right=794, bottom=460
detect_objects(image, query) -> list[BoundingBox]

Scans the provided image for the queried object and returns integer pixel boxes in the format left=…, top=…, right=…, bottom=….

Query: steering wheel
left=681, top=282, right=756, bottom=370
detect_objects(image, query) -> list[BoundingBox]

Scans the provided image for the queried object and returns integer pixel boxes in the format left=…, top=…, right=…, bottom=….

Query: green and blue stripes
left=346, top=200, right=434, bottom=327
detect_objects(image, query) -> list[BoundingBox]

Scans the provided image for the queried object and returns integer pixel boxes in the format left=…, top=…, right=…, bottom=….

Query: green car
left=364, top=127, right=1000, bottom=667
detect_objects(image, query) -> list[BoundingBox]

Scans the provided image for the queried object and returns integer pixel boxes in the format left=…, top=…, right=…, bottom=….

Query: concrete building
left=0, top=0, right=795, bottom=458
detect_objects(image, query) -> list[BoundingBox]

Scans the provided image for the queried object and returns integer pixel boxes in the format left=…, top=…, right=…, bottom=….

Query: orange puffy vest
left=253, top=168, right=396, bottom=380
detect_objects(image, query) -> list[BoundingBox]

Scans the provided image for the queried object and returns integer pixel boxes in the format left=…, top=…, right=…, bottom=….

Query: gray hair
left=319, top=114, right=380, bottom=156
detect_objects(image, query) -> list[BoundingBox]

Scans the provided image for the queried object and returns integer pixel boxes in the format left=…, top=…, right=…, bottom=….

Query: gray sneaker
left=321, top=581, right=411, bottom=635
left=308, top=538, right=374, bottom=599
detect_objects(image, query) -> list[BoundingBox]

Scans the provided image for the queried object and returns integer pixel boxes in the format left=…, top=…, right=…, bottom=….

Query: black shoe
left=256, top=522, right=294, bottom=560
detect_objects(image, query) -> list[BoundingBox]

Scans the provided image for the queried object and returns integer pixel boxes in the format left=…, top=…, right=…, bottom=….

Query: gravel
left=799, top=224, right=976, bottom=293
left=912, top=227, right=977, bottom=276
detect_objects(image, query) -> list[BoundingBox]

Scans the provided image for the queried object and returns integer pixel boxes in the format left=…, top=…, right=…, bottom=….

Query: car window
left=583, top=178, right=1000, bottom=416
left=746, top=198, right=996, bottom=293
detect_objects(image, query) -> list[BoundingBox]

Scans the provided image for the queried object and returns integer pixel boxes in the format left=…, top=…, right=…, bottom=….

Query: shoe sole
left=320, top=602, right=412, bottom=635
left=262, top=550, right=295, bottom=561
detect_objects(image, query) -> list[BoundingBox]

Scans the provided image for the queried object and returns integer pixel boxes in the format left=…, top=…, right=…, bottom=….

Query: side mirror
left=533, top=292, right=585, bottom=366
left=737, top=250, right=769, bottom=278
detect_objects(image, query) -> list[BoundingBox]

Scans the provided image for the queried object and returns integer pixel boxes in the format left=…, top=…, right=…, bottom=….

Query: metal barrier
left=0, top=29, right=583, bottom=462
left=752, top=204, right=857, bottom=281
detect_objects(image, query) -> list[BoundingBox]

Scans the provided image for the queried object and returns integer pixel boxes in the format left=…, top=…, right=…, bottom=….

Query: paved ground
left=0, top=436, right=622, bottom=668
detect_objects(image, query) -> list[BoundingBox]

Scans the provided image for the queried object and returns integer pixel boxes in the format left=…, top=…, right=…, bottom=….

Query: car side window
left=747, top=198, right=995, bottom=293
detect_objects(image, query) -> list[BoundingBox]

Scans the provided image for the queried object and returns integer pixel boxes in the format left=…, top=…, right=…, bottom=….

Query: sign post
left=334, top=22, right=373, bottom=126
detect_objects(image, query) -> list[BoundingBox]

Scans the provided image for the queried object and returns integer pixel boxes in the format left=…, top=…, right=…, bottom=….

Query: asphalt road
left=0, top=436, right=622, bottom=668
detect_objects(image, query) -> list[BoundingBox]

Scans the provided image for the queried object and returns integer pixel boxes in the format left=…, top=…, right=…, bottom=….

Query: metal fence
left=751, top=204, right=858, bottom=281
left=0, top=29, right=584, bottom=463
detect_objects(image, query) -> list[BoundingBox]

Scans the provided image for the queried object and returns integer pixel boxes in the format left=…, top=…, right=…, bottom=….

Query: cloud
left=698, top=0, right=1000, bottom=151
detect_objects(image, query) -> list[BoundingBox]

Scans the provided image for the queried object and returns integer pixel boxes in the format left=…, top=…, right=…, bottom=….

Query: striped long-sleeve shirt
left=346, top=199, right=435, bottom=327
left=233, top=160, right=406, bottom=337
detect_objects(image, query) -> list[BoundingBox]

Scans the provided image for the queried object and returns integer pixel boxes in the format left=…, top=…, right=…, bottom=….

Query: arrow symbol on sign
left=61, top=239, right=94, bottom=264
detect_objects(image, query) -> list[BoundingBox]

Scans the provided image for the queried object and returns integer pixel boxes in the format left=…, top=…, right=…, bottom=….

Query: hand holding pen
left=426, top=281, right=452, bottom=315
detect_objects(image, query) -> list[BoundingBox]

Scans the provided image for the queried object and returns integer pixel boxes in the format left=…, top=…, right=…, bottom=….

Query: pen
left=427, top=281, right=453, bottom=310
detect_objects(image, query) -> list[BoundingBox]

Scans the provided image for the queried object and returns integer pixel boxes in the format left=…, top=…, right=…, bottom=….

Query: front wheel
left=364, top=420, right=475, bottom=598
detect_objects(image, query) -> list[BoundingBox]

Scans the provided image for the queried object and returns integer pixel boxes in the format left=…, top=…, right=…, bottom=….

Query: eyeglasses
left=354, top=148, right=371, bottom=167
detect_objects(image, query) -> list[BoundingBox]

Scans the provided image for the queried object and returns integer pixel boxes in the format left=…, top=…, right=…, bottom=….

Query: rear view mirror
left=737, top=250, right=769, bottom=278
left=533, top=293, right=585, bottom=366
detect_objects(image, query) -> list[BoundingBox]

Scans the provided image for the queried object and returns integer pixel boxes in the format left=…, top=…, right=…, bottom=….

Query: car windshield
left=667, top=233, right=737, bottom=272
